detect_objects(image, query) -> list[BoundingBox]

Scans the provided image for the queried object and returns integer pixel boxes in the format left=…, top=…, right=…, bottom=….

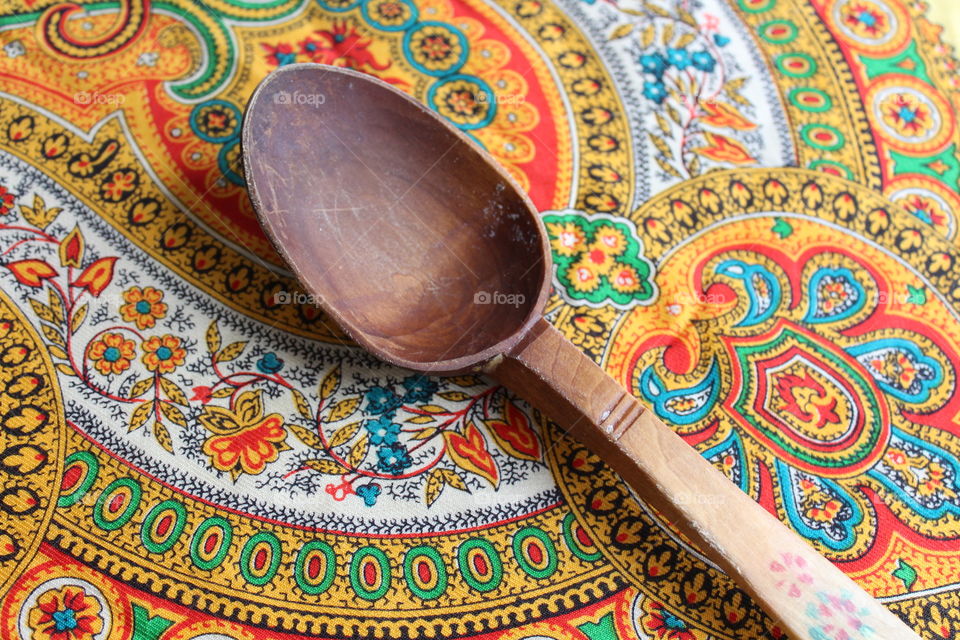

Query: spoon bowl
left=242, top=64, right=550, bottom=373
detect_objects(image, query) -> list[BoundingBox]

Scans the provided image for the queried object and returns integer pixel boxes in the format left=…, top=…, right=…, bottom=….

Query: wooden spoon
left=242, top=63, right=919, bottom=639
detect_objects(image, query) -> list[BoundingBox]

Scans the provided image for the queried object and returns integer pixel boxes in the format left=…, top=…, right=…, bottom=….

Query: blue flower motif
left=356, top=482, right=382, bottom=507
left=666, top=47, right=690, bottom=70
left=365, top=386, right=403, bottom=417
left=402, top=375, right=439, bottom=402
left=365, top=416, right=401, bottom=446
left=642, top=80, right=668, bottom=104
left=276, top=51, right=297, bottom=66
left=639, top=52, right=668, bottom=77
left=714, top=34, right=730, bottom=47
left=51, top=609, right=78, bottom=632
left=662, top=610, right=689, bottom=630
left=256, top=352, right=284, bottom=374
left=911, top=207, right=932, bottom=224
left=377, top=443, right=413, bottom=475
left=691, top=50, right=716, bottom=72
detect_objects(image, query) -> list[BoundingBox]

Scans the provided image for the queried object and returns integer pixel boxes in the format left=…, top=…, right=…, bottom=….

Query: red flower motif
left=191, top=385, right=214, bottom=404
left=27, top=585, right=104, bottom=640
left=200, top=390, right=290, bottom=480
left=263, top=23, right=392, bottom=73
left=882, top=93, right=929, bottom=136
left=72, top=257, right=117, bottom=297
left=101, top=170, right=136, bottom=201
left=843, top=3, right=886, bottom=36
left=643, top=601, right=698, bottom=639
left=0, top=185, right=15, bottom=215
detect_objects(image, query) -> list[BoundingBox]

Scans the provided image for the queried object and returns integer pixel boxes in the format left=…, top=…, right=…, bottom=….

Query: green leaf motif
left=892, top=558, right=917, bottom=591
left=541, top=209, right=656, bottom=309
left=906, top=285, right=926, bottom=306
left=577, top=612, right=620, bottom=640
left=771, top=217, right=793, bottom=239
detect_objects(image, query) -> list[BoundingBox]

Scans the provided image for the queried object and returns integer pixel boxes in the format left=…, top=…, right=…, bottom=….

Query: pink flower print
left=807, top=590, right=875, bottom=640
left=770, top=552, right=815, bottom=598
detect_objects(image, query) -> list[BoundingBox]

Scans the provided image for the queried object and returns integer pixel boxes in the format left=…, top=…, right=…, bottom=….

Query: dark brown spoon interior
left=242, top=64, right=551, bottom=373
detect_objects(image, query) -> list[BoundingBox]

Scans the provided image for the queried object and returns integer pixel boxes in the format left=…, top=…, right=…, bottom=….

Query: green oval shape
left=93, top=477, right=141, bottom=531
left=512, top=527, right=558, bottom=579
left=789, top=87, right=833, bottom=113
left=350, top=546, right=391, bottom=601
left=190, top=516, right=233, bottom=571
left=562, top=513, right=603, bottom=562
left=140, top=499, right=187, bottom=554
left=457, top=538, right=503, bottom=593
left=403, top=545, right=448, bottom=600
left=801, top=123, right=846, bottom=151
left=738, top=0, right=776, bottom=13
left=295, top=540, right=337, bottom=595
left=57, top=451, right=99, bottom=508
left=759, top=19, right=798, bottom=44
left=240, top=531, right=282, bottom=586
left=775, top=53, right=817, bottom=78
left=809, top=159, right=854, bottom=180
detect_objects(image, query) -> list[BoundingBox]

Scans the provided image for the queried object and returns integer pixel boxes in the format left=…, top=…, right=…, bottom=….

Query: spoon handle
left=489, top=318, right=919, bottom=640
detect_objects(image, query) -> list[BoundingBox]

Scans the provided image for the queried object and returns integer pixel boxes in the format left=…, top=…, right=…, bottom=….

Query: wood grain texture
left=491, top=318, right=921, bottom=640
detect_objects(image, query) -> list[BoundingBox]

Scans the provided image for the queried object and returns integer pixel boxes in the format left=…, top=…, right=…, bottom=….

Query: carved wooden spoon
left=242, top=63, right=919, bottom=639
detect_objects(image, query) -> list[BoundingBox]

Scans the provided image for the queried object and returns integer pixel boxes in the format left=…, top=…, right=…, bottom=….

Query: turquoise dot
left=136, top=300, right=151, bottom=314
left=103, top=346, right=121, bottom=362
left=52, top=609, right=77, bottom=632
left=156, top=346, right=172, bottom=360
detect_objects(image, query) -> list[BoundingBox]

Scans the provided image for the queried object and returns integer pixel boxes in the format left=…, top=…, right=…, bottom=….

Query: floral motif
left=376, top=442, right=413, bottom=475
left=87, top=332, right=135, bottom=375
left=200, top=390, right=291, bottom=480
left=119, top=285, right=167, bottom=329
left=365, top=385, right=404, bottom=417
left=367, top=0, right=412, bottom=27
left=141, top=334, right=186, bottom=373
left=841, top=1, right=888, bottom=38
left=100, top=169, right=137, bottom=201
left=261, top=22, right=394, bottom=76
left=640, top=599, right=704, bottom=640
left=365, top=416, right=401, bottom=446
left=27, top=586, right=104, bottom=640
left=880, top=92, right=931, bottom=137
left=606, top=5, right=755, bottom=177
left=189, top=332, right=543, bottom=506
left=879, top=444, right=958, bottom=501
left=0, top=189, right=192, bottom=449
left=0, top=184, right=14, bottom=215
left=542, top=210, right=655, bottom=308
left=806, top=590, right=874, bottom=640
left=770, top=552, right=815, bottom=599
left=433, top=79, right=490, bottom=125
left=402, top=375, right=439, bottom=402
left=900, top=194, right=947, bottom=228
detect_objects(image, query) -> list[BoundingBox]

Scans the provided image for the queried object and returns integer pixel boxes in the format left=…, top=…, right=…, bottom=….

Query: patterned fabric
left=0, top=0, right=959, bottom=638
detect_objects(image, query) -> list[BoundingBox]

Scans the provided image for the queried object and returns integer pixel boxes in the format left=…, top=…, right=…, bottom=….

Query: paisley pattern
left=1, top=0, right=960, bottom=638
